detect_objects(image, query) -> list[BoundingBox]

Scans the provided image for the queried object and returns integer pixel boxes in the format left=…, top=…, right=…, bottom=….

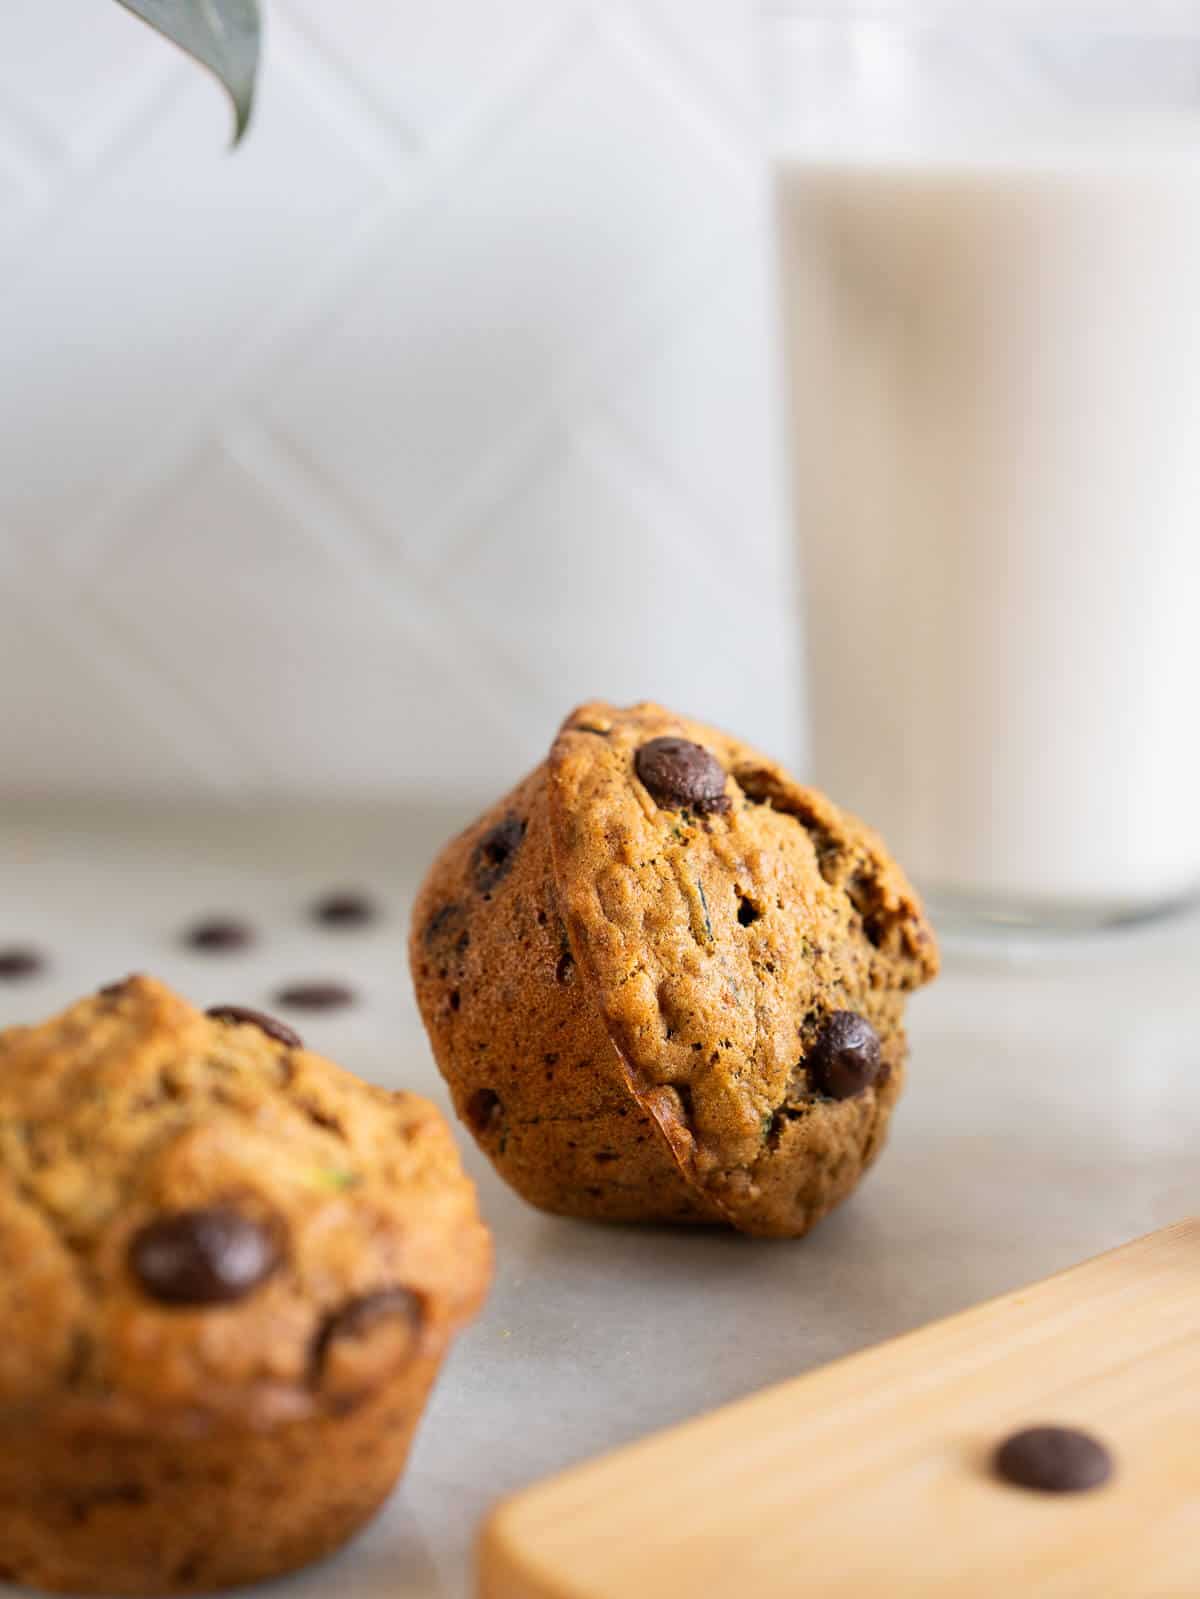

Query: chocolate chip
left=207, top=1004, right=303, bottom=1049
left=472, top=814, right=526, bottom=893
left=993, top=1426, right=1113, bottom=1494
left=807, top=1010, right=881, bottom=1099
left=275, top=981, right=355, bottom=1011
left=425, top=902, right=463, bottom=944
left=312, top=891, right=377, bottom=928
left=313, top=1288, right=423, bottom=1374
left=99, top=976, right=135, bottom=998
left=465, top=1087, right=503, bottom=1135
left=0, top=947, right=44, bottom=980
left=635, top=738, right=730, bottom=816
left=312, top=1288, right=423, bottom=1406
left=184, top=917, right=254, bottom=952
left=129, top=1207, right=281, bottom=1306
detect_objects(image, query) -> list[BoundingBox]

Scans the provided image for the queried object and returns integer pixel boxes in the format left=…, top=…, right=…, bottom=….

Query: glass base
left=922, top=882, right=1200, bottom=961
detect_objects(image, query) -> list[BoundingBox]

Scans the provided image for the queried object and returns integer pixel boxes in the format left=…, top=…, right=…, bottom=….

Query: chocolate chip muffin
left=0, top=976, right=491, bottom=1595
left=410, top=701, right=937, bottom=1239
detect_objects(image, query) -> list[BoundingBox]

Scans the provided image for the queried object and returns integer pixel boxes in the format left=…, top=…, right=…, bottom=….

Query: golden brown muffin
left=0, top=976, right=491, bottom=1595
left=410, top=700, right=937, bottom=1239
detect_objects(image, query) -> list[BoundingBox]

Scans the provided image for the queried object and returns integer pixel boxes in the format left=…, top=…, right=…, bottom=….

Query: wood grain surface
left=479, top=1220, right=1200, bottom=1598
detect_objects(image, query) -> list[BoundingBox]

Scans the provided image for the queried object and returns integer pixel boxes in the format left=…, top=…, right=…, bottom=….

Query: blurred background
left=3, top=14, right=1200, bottom=1595
left=0, top=0, right=797, bottom=808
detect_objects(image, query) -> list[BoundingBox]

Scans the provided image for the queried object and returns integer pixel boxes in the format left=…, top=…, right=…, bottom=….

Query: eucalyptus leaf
left=114, top=0, right=261, bottom=144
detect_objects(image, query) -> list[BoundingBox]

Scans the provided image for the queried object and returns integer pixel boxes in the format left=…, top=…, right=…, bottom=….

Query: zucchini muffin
left=0, top=977, right=490, bottom=1595
left=410, top=700, right=937, bottom=1239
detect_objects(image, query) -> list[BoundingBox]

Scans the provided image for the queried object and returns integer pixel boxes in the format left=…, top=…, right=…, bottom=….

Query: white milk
left=775, top=141, right=1200, bottom=920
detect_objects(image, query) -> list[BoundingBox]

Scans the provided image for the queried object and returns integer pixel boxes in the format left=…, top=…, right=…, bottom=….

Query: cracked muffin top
left=546, top=701, right=938, bottom=1204
left=412, top=698, right=939, bottom=1236
left=0, top=977, right=490, bottom=1428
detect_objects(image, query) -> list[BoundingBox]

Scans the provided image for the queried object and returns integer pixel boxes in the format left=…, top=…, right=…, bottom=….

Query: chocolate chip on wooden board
left=207, top=1004, right=303, bottom=1049
left=634, top=737, right=731, bottom=816
left=993, top=1426, right=1114, bottom=1494
left=130, top=1207, right=281, bottom=1306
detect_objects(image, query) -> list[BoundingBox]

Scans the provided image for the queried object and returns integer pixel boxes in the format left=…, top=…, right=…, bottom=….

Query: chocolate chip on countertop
left=993, top=1426, right=1114, bottom=1494
left=0, top=947, right=45, bottom=980
left=184, top=917, right=254, bottom=953
left=807, top=1011, right=881, bottom=1100
left=312, top=890, right=378, bottom=928
left=274, top=981, right=355, bottom=1012
left=471, top=815, right=526, bottom=894
left=635, top=738, right=731, bottom=816
left=207, top=1004, right=303, bottom=1049
left=130, top=1207, right=281, bottom=1306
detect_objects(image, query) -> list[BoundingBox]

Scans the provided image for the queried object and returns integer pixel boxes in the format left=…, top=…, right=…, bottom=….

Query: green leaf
left=114, top=0, right=261, bottom=145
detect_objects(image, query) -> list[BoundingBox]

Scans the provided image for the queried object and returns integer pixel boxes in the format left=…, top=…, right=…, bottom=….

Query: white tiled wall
left=0, top=0, right=799, bottom=803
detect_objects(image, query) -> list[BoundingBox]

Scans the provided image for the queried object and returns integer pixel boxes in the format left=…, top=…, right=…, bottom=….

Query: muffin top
left=0, top=977, right=490, bottom=1429
left=546, top=701, right=938, bottom=1207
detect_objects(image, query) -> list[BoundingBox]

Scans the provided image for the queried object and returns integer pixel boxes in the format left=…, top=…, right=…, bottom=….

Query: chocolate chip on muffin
left=410, top=700, right=937, bottom=1239
left=207, top=1004, right=303, bottom=1049
left=130, top=1207, right=281, bottom=1306
left=634, top=736, right=731, bottom=816
left=806, top=1012, right=882, bottom=1101
left=472, top=815, right=526, bottom=894
left=0, top=976, right=490, bottom=1595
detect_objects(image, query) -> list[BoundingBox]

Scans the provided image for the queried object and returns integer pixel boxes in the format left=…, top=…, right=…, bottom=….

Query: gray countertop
left=2, top=803, right=1197, bottom=1598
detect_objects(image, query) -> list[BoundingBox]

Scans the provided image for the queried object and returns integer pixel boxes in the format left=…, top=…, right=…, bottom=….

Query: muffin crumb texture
left=0, top=975, right=490, bottom=1595
left=411, top=700, right=937, bottom=1238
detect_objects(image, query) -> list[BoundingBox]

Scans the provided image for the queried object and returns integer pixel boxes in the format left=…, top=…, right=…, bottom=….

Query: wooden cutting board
left=479, top=1220, right=1200, bottom=1598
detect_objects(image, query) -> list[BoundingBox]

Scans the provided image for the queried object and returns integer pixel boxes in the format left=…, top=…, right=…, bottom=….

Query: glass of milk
left=765, top=7, right=1200, bottom=932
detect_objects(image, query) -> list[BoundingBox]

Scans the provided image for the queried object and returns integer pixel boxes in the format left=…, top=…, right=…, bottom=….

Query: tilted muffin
left=0, top=977, right=491, bottom=1595
left=410, top=700, right=937, bottom=1239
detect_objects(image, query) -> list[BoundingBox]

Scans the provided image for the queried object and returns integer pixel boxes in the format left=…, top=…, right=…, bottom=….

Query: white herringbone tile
left=450, top=422, right=796, bottom=766
left=280, top=0, right=568, bottom=147
left=88, top=438, right=525, bottom=798
left=642, top=0, right=758, bottom=124
left=0, top=44, right=385, bottom=570
left=0, top=128, right=48, bottom=260
left=0, top=0, right=170, bottom=166
left=0, top=551, right=246, bottom=799
left=598, top=218, right=788, bottom=582
left=0, top=3, right=791, bottom=802
left=256, top=11, right=749, bottom=563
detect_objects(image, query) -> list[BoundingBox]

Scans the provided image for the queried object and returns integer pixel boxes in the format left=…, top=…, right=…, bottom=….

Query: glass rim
left=759, top=0, right=1200, bottom=30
